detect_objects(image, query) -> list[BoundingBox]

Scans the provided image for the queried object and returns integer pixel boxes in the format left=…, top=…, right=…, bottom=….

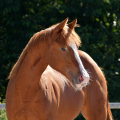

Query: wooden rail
left=0, top=103, right=120, bottom=109
left=109, top=103, right=120, bottom=109
left=0, top=104, right=5, bottom=109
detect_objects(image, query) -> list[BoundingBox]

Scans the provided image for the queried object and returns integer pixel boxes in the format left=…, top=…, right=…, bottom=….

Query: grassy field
left=0, top=110, right=7, bottom=120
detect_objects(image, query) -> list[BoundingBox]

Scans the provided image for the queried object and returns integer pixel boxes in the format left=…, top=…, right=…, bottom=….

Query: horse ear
left=53, top=17, right=69, bottom=33
left=67, top=19, right=77, bottom=30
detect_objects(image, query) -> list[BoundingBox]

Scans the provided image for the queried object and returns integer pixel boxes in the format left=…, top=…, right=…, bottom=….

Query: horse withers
left=6, top=18, right=90, bottom=120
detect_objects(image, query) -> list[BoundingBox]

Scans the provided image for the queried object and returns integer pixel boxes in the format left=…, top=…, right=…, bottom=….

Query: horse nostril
left=79, top=78, right=81, bottom=83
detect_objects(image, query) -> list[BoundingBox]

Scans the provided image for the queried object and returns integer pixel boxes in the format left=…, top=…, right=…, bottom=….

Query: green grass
left=0, top=110, right=7, bottom=120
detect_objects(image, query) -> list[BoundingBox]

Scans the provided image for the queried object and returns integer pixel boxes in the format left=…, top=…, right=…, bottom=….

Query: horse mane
left=8, top=24, right=81, bottom=79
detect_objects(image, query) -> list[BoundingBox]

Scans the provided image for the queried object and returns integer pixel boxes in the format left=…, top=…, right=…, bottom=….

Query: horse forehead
left=69, top=41, right=78, bottom=53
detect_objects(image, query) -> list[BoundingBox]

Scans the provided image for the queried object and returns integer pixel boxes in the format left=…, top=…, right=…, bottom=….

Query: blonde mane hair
left=8, top=24, right=81, bottom=79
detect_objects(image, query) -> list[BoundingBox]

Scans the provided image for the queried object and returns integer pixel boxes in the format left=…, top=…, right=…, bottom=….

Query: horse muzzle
left=71, top=71, right=90, bottom=90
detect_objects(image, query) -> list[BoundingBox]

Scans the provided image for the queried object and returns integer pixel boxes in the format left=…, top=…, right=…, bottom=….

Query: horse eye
left=61, top=48, right=66, bottom=51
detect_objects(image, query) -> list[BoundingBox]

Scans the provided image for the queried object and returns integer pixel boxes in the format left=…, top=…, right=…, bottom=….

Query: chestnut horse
left=41, top=51, right=113, bottom=120
left=6, top=18, right=113, bottom=120
left=6, top=18, right=90, bottom=120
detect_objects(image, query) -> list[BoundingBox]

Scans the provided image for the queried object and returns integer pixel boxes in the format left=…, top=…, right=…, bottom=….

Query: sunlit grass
left=0, top=110, right=7, bottom=120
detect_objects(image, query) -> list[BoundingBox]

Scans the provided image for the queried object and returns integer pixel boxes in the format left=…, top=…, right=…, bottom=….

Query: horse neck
left=16, top=42, right=49, bottom=85
left=7, top=42, right=51, bottom=102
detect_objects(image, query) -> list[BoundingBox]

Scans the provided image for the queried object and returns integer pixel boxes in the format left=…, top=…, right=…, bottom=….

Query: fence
left=0, top=103, right=120, bottom=109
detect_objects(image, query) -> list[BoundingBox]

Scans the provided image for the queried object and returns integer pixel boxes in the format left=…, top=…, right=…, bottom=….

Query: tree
left=0, top=0, right=120, bottom=119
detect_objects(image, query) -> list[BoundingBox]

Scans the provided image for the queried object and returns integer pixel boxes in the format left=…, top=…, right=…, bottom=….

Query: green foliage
left=0, top=110, right=7, bottom=120
left=0, top=0, right=120, bottom=119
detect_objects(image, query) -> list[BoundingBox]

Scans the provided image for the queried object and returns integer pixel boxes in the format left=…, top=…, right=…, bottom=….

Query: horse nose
left=79, top=75, right=84, bottom=83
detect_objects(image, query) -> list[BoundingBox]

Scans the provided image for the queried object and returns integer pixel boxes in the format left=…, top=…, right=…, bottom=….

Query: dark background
left=0, top=0, right=120, bottom=119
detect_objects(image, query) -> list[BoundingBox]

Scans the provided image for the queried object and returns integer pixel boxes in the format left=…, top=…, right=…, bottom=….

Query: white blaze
left=69, top=42, right=89, bottom=79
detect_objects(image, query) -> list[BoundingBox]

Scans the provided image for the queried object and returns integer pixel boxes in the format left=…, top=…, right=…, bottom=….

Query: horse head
left=42, top=18, right=90, bottom=90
